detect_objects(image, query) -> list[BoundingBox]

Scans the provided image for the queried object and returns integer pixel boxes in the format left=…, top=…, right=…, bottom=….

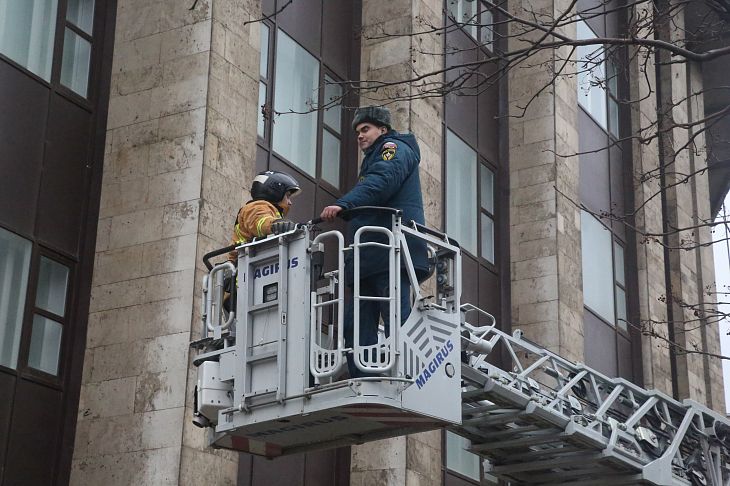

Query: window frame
left=444, top=129, right=499, bottom=268
left=576, top=18, right=606, bottom=128
left=580, top=210, right=629, bottom=335
left=257, top=22, right=346, bottom=194
left=0, top=0, right=97, bottom=109
left=1, top=233, right=77, bottom=389
left=0, top=226, right=33, bottom=372
left=446, top=0, right=496, bottom=52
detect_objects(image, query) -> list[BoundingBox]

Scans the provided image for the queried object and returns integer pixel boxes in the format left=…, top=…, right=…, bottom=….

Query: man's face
left=278, top=191, right=294, bottom=215
left=355, top=122, right=387, bottom=150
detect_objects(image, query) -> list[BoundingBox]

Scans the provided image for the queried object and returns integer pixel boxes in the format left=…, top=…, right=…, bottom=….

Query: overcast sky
left=713, top=192, right=730, bottom=413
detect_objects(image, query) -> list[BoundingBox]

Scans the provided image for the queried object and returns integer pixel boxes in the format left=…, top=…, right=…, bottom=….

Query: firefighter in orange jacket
left=228, top=170, right=301, bottom=262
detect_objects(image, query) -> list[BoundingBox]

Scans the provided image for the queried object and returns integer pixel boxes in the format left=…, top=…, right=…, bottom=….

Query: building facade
left=0, top=0, right=727, bottom=485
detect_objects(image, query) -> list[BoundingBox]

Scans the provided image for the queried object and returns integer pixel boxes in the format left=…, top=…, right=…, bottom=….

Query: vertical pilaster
left=507, top=0, right=583, bottom=361
left=71, top=0, right=261, bottom=483
left=353, top=1, right=444, bottom=484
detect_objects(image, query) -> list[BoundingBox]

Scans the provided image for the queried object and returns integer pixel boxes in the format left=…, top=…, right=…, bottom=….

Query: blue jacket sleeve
left=336, top=142, right=415, bottom=209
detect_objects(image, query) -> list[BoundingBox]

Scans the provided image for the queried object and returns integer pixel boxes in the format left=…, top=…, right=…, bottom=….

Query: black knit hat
left=352, top=106, right=392, bottom=130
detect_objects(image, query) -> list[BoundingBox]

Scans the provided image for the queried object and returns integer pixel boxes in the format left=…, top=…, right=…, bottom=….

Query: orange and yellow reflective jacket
left=228, top=200, right=282, bottom=262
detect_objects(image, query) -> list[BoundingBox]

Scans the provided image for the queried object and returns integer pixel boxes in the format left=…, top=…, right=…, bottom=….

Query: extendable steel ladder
left=455, top=311, right=730, bottom=485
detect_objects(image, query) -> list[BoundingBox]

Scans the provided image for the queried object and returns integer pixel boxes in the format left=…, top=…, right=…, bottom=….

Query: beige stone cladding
left=71, top=0, right=260, bottom=484
left=508, top=0, right=583, bottom=364
left=351, top=1, right=444, bottom=485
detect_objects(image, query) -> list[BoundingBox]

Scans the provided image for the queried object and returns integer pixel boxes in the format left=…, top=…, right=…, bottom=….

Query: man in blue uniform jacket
left=320, top=106, right=428, bottom=377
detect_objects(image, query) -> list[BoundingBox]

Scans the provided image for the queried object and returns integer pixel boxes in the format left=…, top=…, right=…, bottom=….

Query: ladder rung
left=498, top=444, right=584, bottom=462
left=492, top=452, right=602, bottom=475
left=471, top=429, right=566, bottom=451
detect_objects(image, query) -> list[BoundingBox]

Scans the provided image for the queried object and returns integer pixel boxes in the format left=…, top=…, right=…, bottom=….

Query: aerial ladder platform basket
left=192, top=208, right=730, bottom=485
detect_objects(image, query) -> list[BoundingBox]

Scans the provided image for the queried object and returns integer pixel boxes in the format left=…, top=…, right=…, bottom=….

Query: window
left=446, top=130, right=496, bottom=263
left=0, top=0, right=58, bottom=80
left=447, top=130, right=478, bottom=255
left=0, top=0, right=95, bottom=97
left=606, top=56, right=620, bottom=138
left=0, top=232, right=71, bottom=377
left=258, top=23, right=270, bottom=138
left=258, top=24, right=346, bottom=190
left=321, top=75, right=343, bottom=189
left=576, top=19, right=607, bottom=129
left=29, top=256, right=70, bottom=376
left=480, top=7, right=494, bottom=51
left=581, top=211, right=627, bottom=329
left=446, top=431, right=480, bottom=481
left=480, top=165, right=495, bottom=263
left=447, top=0, right=495, bottom=50
left=61, top=0, right=94, bottom=96
left=272, top=29, right=320, bottom=176
left=0, top=229, right=32, bottom=370
left=613, top=241, right=627, bottom=331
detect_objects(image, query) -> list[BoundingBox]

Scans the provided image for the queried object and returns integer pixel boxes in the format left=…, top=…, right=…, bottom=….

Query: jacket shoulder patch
left=381, top=141, right=397, bottom=160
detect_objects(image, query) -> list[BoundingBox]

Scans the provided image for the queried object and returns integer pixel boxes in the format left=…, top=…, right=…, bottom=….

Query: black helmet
left=251, top=171, right=301, bottom=203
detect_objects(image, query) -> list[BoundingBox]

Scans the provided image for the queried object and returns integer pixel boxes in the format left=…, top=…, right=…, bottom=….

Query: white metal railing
left=309, top=230, right=346, bottom=380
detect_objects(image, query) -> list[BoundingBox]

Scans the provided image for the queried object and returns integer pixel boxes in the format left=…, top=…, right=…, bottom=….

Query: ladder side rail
left=276, top=236, right=289, bottom=403
left=352, top=224, right=396, bottom=373
left=309, top=230, right=346, bottom=379
left=236, top=246, right=252, bottom=411
left=391, top=213, right=401, bottom=373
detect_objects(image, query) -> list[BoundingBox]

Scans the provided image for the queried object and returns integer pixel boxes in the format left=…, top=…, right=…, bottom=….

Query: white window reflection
left=480, top=7, right=494, bottom=50
left=480, top=165, right=494, bottom=214
left=0, top=229, right=32, bottom=370
left=36, top=257, right=69, bottom=317
left=272, top=29, right=319, bottom=176
left=28, top=315, right=63, bottom=375
left=446, top=130, right=478, bottom=255
left=66, top=0, right=94, bottom=34
left=323, top=75, right=342, bottom=134
left=481, top=213, right=495, bottom=263
left=321, top=130, right=340, bottom=189
left=447, top=0, right=478, bottom=39
left=446, top=431, right=480, bottom=480
left=61, top=28, right=91, bottom=97
left=0, top=0, right=58, bottom=80
left=581, top=211, right=615, bottom=323
left=576, top=19, right=607, bottom=129
left=258, top=81, right=267, bottom=138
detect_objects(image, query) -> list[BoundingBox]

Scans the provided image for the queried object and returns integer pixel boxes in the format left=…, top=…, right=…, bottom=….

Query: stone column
left=71, top=0, right=261, bottom=483
left=352, top=1, right=444, bottom=485
left=653, top=1, right=725, bottom=408
left=627, top=2, right=674, bottom=396
left=507, top=0, right=583, bottom=362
